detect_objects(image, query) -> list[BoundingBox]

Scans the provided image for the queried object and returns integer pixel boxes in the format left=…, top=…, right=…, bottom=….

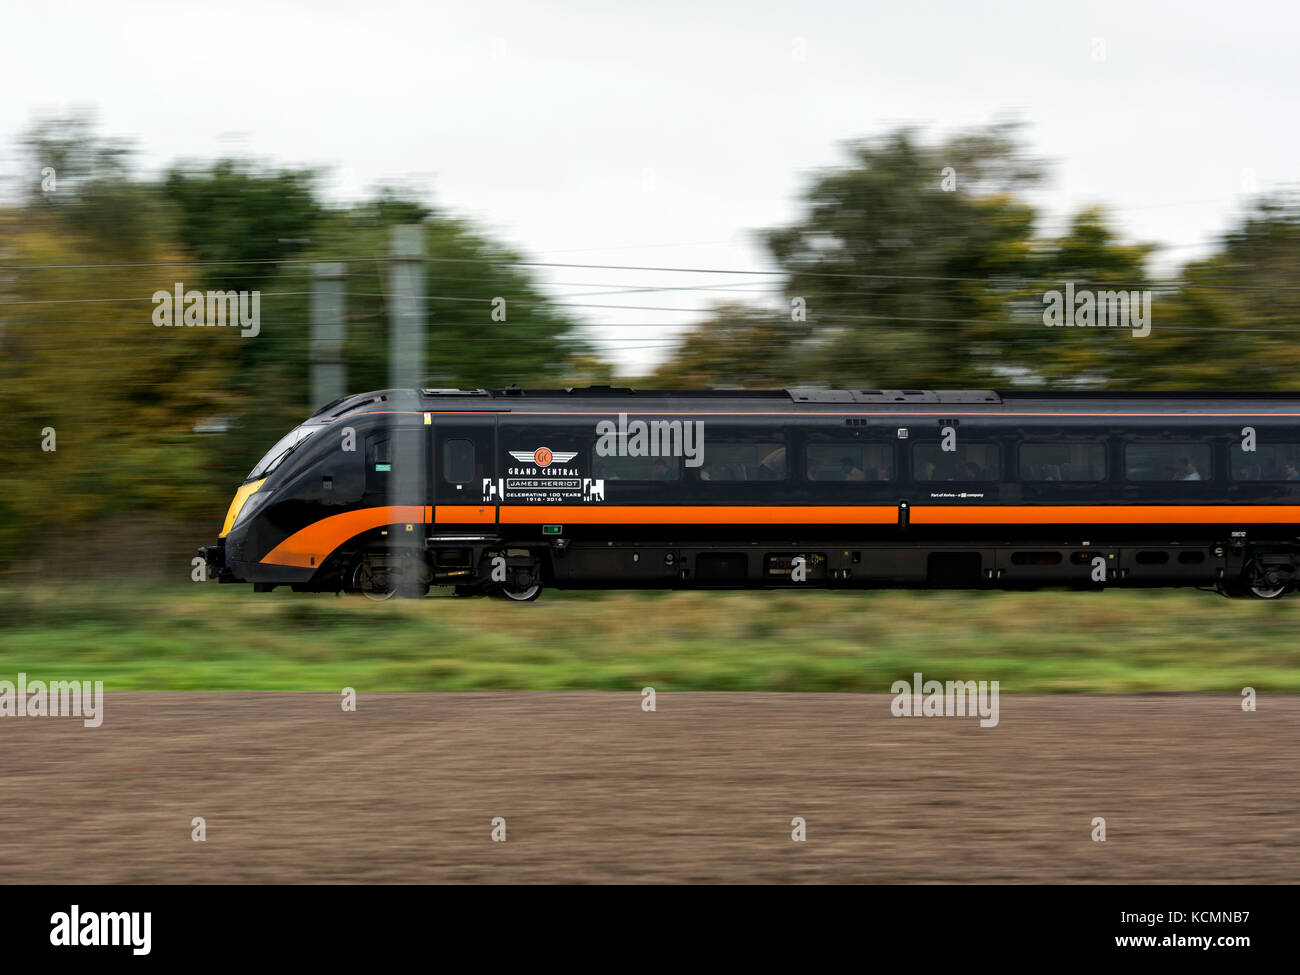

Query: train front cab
left=201, top=409, right=536, bottom=599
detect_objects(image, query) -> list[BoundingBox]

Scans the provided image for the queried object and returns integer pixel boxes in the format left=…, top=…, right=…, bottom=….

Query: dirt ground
left=0, top=692, right=1295, bottom=883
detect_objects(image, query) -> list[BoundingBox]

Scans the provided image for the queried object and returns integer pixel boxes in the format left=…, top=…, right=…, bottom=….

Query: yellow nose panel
left=220, top=478, right=266, bottom=538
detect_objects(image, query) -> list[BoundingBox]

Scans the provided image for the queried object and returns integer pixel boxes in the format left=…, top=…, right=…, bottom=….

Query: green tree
left=1143, top=194, right=1300, bottom=389
left=975, top=206, right=1156, bottom=388
left=161, top=158, right=326, bottom=295
left=1, top=116, right=607, bottom=573
left=647, top=303, right=805, bottom=387
left=19, top=111, right=168, bottom=258
left=195, top=196, right=599, bottom=484
left=655, top=124, right=1177, bottom=391
left=762, top=122, right=1044, bottom=388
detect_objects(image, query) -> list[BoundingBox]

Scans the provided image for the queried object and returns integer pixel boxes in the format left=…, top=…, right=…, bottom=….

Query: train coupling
left=197, top=541, right=238, bottom=583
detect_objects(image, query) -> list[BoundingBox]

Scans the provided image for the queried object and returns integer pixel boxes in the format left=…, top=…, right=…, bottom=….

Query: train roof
left=307, top=386, right=1300, bottom=420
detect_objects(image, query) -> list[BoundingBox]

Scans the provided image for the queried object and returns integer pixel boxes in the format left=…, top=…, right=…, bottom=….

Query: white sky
left=2, top=0, right=1297, bottom=374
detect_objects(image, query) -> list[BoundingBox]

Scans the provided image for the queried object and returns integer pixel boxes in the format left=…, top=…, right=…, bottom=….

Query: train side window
left=365, top=430, right=426, bottom=501
left=698, top=441, right=787, bottom=481
left=1124, top=443, right=1211, bottom=481
left=1229, top=443, right=1300, bottom=481
left=364, top=437, right=391, bottom=495
left=912, top=443, right=1000, bottom=481
left=806, top=443, right=894, bottom=481
left=593, top=454, right=680, bottom=480
left=443, top=439, right=475, bottom=484
left=1019, top=442, right=1106, bottom=481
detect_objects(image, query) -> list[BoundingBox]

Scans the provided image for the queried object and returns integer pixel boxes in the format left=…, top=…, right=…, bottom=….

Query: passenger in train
left=840, top=457, right=866, bottom=481
left=756, top=446, right=787, bottom=480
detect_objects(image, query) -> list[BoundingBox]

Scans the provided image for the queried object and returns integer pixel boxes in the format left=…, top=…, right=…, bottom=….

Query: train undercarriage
left=209, top=530, right=1300, bottom=602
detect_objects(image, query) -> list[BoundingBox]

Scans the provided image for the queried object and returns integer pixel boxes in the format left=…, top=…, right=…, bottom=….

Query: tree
left=19, top=111, right=168, bottom=258
left=761, top=122, right=1044, bottom=388
left=978, top=206, right=1156, bottom=388
left=646, top=303, right=805, bottom=387
left=161, top=158, right=327, bottom=295
left=1142, top=194, right=1300, bottom=389
left=0, top=116, right=608, bottom=573
left=0, top=209, right=243, bottom=574
left=653, top=123, right=1187, bottom=391
left=180, top=193, right=599, bottom=485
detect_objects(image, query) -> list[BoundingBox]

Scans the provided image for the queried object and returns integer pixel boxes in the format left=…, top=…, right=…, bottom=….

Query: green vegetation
left=1, top=584, right=1295, bottom=692
left=5, top=110, right=1300, bottom=699
left=652, top=124, right=1300, bottom=390
left=1, top=115, right=599, bottom=576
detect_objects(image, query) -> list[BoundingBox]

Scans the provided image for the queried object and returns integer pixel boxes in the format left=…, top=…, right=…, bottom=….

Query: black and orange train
left=199, top=386, right=1300, bottom=600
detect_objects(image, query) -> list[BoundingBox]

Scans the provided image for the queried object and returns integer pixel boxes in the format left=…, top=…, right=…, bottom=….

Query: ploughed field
left=0, top=692, right=1294, bottom=883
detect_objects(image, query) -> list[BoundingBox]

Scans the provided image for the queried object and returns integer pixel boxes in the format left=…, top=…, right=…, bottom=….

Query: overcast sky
left=2, top=0, right=1296, bottom=373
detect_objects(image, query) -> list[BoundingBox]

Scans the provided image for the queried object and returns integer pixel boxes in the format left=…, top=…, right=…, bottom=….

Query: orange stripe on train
left=909, top=505, right=1300, bottom=524
left=497, top=505, right=899, bottom=525
left=498, top=503, right=1300, bottom=525
left=434, top=505, right=495, bottom=523
left=260, top=503, right=1300, bottom=569
left=260, top=505, right=429, bottom=568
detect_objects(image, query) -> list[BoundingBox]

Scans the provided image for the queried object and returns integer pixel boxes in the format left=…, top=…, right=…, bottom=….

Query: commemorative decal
left=483, top=446, right=605, bottom=503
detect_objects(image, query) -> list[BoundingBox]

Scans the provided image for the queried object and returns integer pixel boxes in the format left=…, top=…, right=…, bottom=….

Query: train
left=198, top=385, right=1300, bottom=600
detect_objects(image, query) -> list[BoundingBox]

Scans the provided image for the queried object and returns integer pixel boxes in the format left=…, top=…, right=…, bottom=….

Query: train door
left=432, top=415, right=497, bottom=525
left=363, top=424, right=428, bottom=508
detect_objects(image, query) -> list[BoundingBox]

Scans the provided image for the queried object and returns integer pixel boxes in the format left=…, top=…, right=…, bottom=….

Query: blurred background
left=1, top=0, right=1299, bottom=690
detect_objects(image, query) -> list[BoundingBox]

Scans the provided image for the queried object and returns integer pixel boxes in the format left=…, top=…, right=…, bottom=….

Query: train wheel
left=1239, top=560, right=1294, bottom=600
left=495, top=582, right=543, bottom=602
left=352, top=560, right=396, bottom=601
left=1248, top=581, right=1292, bottom=600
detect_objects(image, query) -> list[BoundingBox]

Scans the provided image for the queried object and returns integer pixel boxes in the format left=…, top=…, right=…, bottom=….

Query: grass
left=0, top=583, right=1297, bottom=692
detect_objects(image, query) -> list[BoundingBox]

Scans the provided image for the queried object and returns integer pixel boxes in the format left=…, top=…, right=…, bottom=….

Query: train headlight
left=231, top=487, right=276, bottom=532
left=220, top=478, right=269, bottom=537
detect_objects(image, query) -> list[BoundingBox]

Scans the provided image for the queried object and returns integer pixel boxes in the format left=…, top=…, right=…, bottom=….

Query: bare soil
left=1, top=692, right=1295, bottom=883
